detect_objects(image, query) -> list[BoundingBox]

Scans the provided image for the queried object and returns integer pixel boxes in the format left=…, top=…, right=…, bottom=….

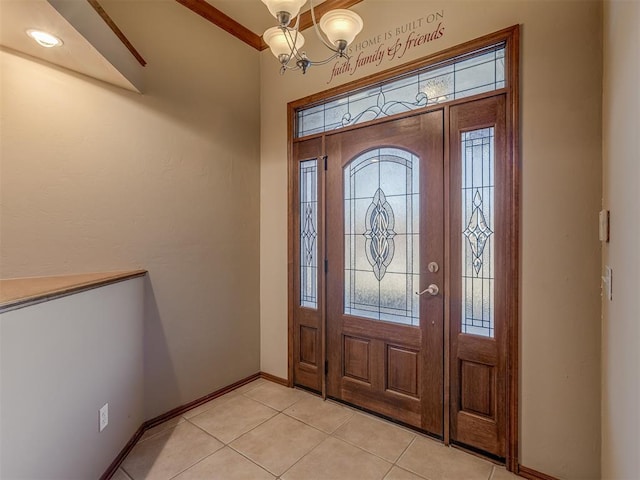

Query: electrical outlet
left=99, top=403, right=109, bottom=432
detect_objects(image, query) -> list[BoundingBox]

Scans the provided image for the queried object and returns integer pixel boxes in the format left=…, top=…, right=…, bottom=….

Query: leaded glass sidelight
left=344, top=148, right=420, bottom=325
left=300, top=159, right=318, bottom=309
left=461, top=128, right=495, bottom=337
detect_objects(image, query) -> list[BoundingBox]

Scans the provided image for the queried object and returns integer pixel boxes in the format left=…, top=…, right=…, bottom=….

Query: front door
left=325, top=111, right=444, bottom=435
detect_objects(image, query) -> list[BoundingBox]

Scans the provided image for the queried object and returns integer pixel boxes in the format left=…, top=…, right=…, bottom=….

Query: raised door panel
left=387, top=345, right=419, bottom=398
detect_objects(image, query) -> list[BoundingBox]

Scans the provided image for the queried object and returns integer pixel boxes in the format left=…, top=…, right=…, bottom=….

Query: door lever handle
left=416, top=284, right=439, bottom=296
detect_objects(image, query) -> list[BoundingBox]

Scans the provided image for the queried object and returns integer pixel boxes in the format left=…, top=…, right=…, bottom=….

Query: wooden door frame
left=286, top=25, right=520, bottom=471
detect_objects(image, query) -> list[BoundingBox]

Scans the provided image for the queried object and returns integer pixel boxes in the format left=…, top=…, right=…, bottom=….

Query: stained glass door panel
left=344, top=148, right=420, bottom=325
left=326, top=111, right=444, bottom=435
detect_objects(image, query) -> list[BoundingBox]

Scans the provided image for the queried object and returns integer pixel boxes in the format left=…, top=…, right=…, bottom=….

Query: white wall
left=601, top=1, right=640, bottom=478
left=0, top=0, right=261, bottom=419
left=260, top=1, right=602, bottom=478
left=0, top=278, right=144, bottom=479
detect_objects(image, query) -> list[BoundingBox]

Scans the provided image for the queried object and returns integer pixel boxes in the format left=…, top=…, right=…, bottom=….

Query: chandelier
left=261, top=0, right=364, bottom=74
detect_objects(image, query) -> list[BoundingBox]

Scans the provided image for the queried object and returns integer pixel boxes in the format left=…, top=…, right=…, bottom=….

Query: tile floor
left=115, top=379, right=521, bottom=480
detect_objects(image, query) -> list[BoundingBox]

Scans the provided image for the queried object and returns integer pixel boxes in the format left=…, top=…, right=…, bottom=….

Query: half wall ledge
left=0, top=269, right=147, bottom=313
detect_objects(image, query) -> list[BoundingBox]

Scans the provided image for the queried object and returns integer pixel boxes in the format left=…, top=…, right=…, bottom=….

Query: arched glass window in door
left=344, top=148, right=420, bottom=326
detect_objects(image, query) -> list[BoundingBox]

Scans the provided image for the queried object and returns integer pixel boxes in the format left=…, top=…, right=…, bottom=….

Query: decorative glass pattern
left=296, top=45, right=505, bottom=138
left=344, top=148, right=420, bottom=326
left=461, top=128, right=495, bottom=337
left=364, top=188, right=396, bottom=281
left=300, top=159, right=318, bottom=309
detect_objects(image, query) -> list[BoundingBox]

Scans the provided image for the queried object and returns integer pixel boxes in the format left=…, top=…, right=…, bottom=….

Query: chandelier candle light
left=261, top=0, right=363, bottom=74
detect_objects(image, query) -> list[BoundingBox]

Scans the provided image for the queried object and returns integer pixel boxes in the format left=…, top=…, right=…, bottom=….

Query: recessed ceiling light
left=26, top=29, right=63, bottom=48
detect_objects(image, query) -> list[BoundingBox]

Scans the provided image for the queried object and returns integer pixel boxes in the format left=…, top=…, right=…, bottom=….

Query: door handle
left=416, top=284, right=439, bottom=296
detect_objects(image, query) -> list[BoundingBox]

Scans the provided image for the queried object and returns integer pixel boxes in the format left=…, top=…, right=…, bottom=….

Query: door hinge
left=324, top=360, right=329, bottom=374
left=324, top=259, right=328, bottom=273
left=323, top=155, right=328, bottom=170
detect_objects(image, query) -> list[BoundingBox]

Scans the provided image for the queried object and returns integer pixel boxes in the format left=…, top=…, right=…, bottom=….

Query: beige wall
left=260, top=1, right=602, bottom=478
left=601, top=1, right=640, bottom=477
left=1, top=278, right=144, bottom=479
left=0, top=1, right=261, bottom=419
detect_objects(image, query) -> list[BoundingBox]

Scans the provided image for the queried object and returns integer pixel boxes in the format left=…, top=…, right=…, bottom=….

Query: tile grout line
left=380, top=463, right=395, bottom=480
left=218, top=443, right=279, bottom=479
left=328, top=431, right=413, bottom=466
left=277, top=434, right=333, bottom=479
left=280, top=403, right=354, bottom=434
left=166, top=448, right=223, bottom=480
left=119, top=464, right=135, bottom=480
left=227, top=410, right=330, bottom=477
left=183, top=416, right=228, bottom=445
left=327, top=413, right=418, bottom=466
left=226, top=442, right=276, bottom=475
left=392, top=436, right=428, bottom=479
left=393, top=434, right=419, bottom=467
left=243, top=390, right=305, bottom=412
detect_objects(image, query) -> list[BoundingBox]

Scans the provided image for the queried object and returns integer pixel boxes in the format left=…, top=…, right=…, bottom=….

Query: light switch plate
left=602, top=266, right=612, bottom=301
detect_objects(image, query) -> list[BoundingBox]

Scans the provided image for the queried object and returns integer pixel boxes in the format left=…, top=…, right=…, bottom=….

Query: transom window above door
left=296, top=44, right=506, bottom=138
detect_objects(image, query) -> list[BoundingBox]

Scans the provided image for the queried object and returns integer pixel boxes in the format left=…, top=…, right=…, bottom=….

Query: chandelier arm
left=307, top=51, right=341, bottom=66
left=309, top=0, right=341, bottom=53
left=282, top=27, right=305, bottom=61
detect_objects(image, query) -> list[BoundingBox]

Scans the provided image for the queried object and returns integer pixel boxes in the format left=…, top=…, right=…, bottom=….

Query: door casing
left=286, top=25, right=520, bottom=471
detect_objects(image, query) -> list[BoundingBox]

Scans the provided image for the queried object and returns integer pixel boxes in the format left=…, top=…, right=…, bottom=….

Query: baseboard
left=518, top=465, right=560, bottom=480
left=99, top=425, right=145, bottom=480
left=260, top=371, right=289, bottom=386
left=143, top=372, right=262, bottom=430
left=101, top=371, right=273, bottom=479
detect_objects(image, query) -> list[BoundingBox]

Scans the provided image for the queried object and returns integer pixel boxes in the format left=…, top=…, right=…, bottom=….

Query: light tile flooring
left=115, top=379, right=521, bottom=480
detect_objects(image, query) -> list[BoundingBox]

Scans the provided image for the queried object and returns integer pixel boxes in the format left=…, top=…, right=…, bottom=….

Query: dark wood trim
left=442, top=103, right=451, bottom=446
left=260, top=372, right=289, bottom=386
left=287, top=104, right=296, bottom=388
left=320, top=133, right=327, bottom=400
left=518, top=465, right=560, bottom=480
left=143, top=372, right=261, bottom=430
left=174, top=0, right=263, bottom=50
left=506, top=24, right=521, bottom=474
left=86, top=0, right=146, bottom=66
left=99, top=425, right=145, bottom=480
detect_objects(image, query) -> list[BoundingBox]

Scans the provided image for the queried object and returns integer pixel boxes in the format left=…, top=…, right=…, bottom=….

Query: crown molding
left=174, top=0, right=364, bottom=51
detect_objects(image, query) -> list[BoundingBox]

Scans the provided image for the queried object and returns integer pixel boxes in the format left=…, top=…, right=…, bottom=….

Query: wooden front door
left=325, top=111, right=444, bottom=435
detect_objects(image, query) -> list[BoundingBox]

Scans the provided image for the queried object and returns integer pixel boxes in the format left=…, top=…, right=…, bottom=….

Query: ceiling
left=0, top=0, right=348, bottom=91
left=0, top=0, right=143, bottom=92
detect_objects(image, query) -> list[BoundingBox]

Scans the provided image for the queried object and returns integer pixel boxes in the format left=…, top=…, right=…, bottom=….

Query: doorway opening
left=287, top=25, right=520, bottom=470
